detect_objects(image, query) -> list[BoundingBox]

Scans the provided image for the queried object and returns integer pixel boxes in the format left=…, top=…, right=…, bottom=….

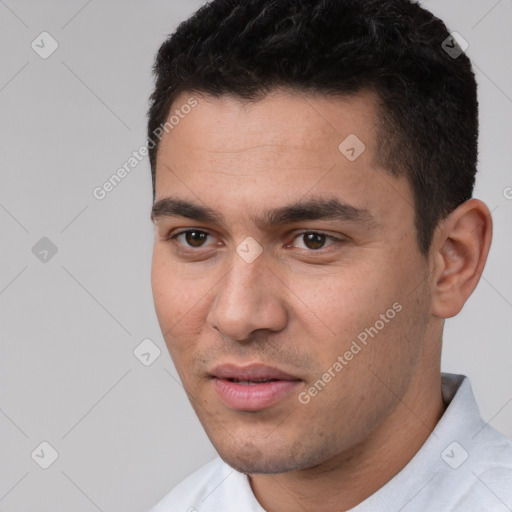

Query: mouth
left=209, top=363, right=303, bottom=411
left=225, top=378, right=280, bottom=385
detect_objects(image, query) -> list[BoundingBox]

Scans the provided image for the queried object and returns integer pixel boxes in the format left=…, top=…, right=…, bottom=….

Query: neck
left=248, top=360, right=446, bottom=512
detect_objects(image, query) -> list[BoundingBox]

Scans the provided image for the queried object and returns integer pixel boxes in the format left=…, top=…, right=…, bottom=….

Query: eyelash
left=166, top=228, right=344, bottom=253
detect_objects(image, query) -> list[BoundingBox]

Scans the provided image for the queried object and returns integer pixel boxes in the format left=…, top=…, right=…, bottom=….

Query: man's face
left=151, top=89, right=433, bottom=474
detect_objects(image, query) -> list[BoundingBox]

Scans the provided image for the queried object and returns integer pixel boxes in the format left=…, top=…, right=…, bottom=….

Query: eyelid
left=167, top=228, right=220, bottom=248
left=289, top=231, right=342, bottom=250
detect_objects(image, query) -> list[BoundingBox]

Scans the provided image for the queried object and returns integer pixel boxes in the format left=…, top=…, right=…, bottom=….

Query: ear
left=430, top=198, right=493, bottom=318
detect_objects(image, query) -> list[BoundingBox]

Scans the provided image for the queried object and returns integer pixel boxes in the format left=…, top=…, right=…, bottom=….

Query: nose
left=206, top=250, right=288, bottom=342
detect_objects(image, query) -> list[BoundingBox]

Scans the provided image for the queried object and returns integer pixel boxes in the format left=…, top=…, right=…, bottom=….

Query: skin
left=150, top=88, right=492, bottom=511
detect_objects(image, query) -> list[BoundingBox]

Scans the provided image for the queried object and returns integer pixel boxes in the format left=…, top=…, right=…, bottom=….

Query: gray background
left=0, top=1, right=510, bottom=511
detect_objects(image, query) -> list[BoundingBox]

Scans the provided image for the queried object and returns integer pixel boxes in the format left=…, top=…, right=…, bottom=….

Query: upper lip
left=210, top=363, right=301, bottom=381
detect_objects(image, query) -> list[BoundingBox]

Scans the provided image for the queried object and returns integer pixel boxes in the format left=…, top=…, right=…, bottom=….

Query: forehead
left=154, top=89, right=413, bottom=229
left=160, top=88, right=380, bottom=161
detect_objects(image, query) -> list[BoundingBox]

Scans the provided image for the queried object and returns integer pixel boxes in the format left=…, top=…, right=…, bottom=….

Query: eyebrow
left=150, top=196, right=377, bottom=230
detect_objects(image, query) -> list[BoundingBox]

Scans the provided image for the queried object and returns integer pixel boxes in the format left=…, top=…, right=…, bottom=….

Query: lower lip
left=212, top=378, right=301, bottom=411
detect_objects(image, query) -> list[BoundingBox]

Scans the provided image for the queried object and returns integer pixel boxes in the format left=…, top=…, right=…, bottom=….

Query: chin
left=219, top=451, right=300, bottom=475
left=214, top=436, right=329, bottom=475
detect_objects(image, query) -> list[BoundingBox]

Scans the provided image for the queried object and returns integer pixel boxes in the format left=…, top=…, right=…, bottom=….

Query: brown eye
left=170, top=229, right=214, bottom=248
left=303, top=233, right=325, bottom=249
left=293, top=232, right=337, bottom=250
left=184, top=230, right=209, bottom=247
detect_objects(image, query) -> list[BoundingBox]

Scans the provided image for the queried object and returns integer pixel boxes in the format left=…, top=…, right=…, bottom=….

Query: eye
left=291, top=231, right=340, bottom=250
left=169, top=229, right=217, bottom=248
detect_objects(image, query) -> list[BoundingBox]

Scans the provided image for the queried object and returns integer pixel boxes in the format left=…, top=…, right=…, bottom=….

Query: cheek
left=151, top=252, right=207, bottom=350
left=295, top=253, right=425, bottom=376
left=289, top=265, right=392, bottom=353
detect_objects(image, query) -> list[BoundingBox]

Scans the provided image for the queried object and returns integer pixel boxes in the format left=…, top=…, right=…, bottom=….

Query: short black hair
left=147, top=0, right=478, bottom=255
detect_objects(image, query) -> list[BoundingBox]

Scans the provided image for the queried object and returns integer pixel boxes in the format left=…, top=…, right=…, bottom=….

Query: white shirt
left=148, top=373, right=512, bottom=511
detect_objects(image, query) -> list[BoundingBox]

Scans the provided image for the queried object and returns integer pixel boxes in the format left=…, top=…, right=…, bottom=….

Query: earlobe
left=430, top=199, right=493, bottom=319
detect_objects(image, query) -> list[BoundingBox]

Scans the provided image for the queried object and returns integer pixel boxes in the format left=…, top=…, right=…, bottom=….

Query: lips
left=211, top=363, right=300, bottom=382
left=210, top=363, right=302, bottom=411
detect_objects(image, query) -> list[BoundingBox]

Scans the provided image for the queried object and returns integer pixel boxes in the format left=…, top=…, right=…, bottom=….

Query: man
left=146, top=0, right=512, bottom=510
